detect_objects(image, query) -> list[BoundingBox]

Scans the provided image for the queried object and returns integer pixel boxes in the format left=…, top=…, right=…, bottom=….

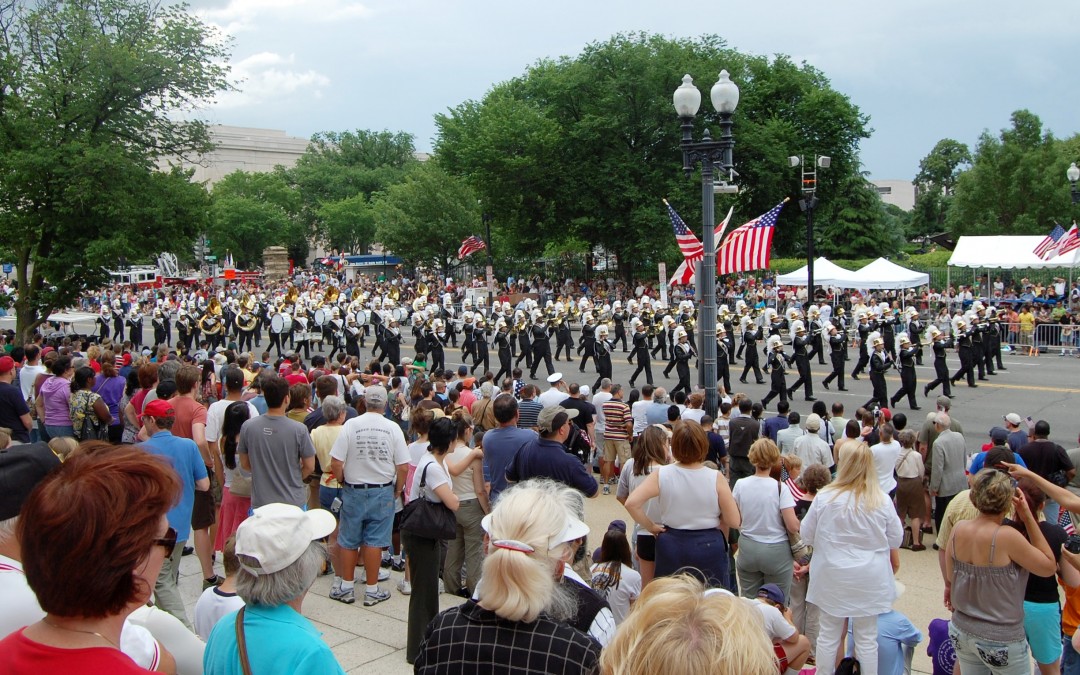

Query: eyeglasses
left=154, top=527, right=177, bottom=553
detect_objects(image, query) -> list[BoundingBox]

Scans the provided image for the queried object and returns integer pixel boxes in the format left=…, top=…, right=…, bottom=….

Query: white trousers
left=816, top=611, right=879, bottom=675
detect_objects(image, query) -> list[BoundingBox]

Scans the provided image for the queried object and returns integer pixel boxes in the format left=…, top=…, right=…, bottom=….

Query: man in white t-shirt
left=590, top=379, right=613, bottom=457
left=17, top=345, right=47, bottom=442
left=329, top=385, right=409, bottom=607
left=870, top=422, right=902, bottom=497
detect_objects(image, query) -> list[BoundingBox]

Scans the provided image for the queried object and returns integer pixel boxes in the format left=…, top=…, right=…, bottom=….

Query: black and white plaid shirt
left=413, top=599, right=601, bottom=674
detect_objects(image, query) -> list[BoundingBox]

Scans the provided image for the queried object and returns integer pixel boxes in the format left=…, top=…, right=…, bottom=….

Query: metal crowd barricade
left=1032, top=322, right=1080, bottom=356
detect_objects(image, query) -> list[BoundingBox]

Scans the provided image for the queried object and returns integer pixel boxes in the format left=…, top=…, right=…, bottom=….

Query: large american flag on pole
left=1033, top=224, right=1066, bottom=260
left=717, top=199, right=788, bottom=275
left=664, top=200, right=733, bottom=285
left=457, top=235, right=486, bottom=260
left=1055, top=224, right=1080, bottom=257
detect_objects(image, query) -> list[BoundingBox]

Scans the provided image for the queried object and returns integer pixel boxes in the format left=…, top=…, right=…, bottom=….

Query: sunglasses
left=154, top=527, right=177, bottom=553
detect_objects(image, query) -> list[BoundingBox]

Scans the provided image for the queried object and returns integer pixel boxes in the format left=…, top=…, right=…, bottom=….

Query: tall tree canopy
left=0, top=0, right=231, bottom=339
left=208, top=170, right=305, bottom=268
left=909, top=138, right=971, bottom=238
left=945, top=111, right=1078, bottom=237
left=373, top=162, right=481, bottom=276
left=285, top=129, right=417, bottom=254
left=434, top=32, right=879, bottom=280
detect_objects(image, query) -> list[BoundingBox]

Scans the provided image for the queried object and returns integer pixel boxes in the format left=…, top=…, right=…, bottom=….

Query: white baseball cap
left=481, top=510, right=589, bottom=550
left=235, top=504, right=335, bottom=575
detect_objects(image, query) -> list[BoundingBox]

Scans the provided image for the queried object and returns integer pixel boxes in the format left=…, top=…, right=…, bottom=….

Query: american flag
left=717, top=200, right=788, bottom=275
left=664, top=200, right=733, bottom=285
left=1060, top=509, right=1076, bottom=536
left=1056, top=224, right=1080, bottom=257
left=1034, top=224, right=1066, bottom=260
left=457, top=235, right=486, bottom=260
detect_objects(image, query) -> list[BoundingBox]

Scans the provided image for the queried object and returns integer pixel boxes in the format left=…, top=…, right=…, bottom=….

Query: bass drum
left=313, top=308, right=328, bottom=327
left=270, top=313, right=293, bottom=334
left=353, top=309, right=369, bottom=326
left=392, top=307, right=409, bottom=324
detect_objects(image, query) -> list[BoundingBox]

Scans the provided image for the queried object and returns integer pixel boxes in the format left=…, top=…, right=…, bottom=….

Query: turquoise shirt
left=204, top=603, right=344, bottom=675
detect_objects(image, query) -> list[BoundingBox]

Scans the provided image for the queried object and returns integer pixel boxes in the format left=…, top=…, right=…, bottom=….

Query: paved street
left=50, top=318, right=1080, bottom=673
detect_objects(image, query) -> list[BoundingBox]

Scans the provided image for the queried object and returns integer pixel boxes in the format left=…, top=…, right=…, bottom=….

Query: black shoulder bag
left=399, top=463, right=457, bottom=540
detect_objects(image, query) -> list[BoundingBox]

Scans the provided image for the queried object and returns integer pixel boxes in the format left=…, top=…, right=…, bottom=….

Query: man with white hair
left=929, top=412, right=967, bottom=534
left=203, top=504, right=343, bottom=674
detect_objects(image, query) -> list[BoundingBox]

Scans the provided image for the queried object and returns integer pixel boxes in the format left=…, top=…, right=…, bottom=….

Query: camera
left=1065, top=534, right=1080, bottom=555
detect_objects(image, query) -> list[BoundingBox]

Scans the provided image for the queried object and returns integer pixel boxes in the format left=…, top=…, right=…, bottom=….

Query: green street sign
left=205, top=255, right=217, bottom=261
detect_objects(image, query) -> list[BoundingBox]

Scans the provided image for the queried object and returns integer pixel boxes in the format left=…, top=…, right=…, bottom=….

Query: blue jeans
left=949, top=621, right=1030, bottom=675
left=44, top=425, right=74, bottom=440
left=1064, top=633, right=1080, bottom=675
left=655, top=526, right=729, bottom=590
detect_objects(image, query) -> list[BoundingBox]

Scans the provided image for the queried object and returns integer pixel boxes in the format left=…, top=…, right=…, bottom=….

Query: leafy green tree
left=816, top=174, right=905, bottom=258
left=208, top=171, right=304, bottom=267
left=910, top=139, right=970, bottom=237
left=434, top=32, right=875, bottom=280
left=373, top=163, right=481, bottom=276
left=947, top=111, right=1074, bottom=236
left=0, top=0, right=230, bottom=340
left=286, top=129, right=417, bottom=252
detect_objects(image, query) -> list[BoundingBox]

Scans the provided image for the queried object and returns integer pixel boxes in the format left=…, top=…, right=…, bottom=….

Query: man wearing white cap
left=203, top=504, right=343, bottom=674
left=329, top=385, right=409, bottom=606
left=538, top=372, right=567, bottom=409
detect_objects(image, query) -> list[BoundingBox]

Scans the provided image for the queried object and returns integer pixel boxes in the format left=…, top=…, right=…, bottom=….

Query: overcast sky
left=189, top=0, right=1080, bottom=181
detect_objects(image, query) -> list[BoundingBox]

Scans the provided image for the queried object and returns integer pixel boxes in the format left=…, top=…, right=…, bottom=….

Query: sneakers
left=380, top=553, right=392, bottom=569
left=378, top=568, right=391, bottom=582
left=330, top=584, right=356, bottom=604
left=397, top=579, right=412, bottom=595
left=602, top=486, right=611, bottom=495
left=391, top=557, right=406, bottom=573
left=202, top=575, right=224, bottom=590
left=363, top=587, right=391, bottom=606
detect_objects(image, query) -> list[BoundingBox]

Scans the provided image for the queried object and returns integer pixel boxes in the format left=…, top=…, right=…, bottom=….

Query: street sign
left=2, top=264, right=12, bottom=274
left=205, top=255, right=217, bottom=262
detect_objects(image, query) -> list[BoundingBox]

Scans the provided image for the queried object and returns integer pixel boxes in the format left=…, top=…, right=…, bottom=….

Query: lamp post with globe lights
left=1068, top=162, right=1079, bottom=205
left=673, top=70, right=739, bottom=418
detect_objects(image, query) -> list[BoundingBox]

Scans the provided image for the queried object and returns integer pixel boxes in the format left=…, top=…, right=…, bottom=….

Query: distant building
left=163, top=125, right=311, bottom=187
left=870, top=179, right=917, bottom=212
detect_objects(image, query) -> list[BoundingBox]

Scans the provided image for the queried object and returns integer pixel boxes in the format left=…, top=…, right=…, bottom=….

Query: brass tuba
left=236, top=295, right=258, bottom=332
left=324, top=285, right=340, bottom=305
left=417, top=282, right=429, bottom=298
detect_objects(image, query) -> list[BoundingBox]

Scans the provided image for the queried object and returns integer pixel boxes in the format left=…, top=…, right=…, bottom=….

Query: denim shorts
left=337, top=484, right=394, bottom=550
left=949, top=621, right=1031, bottom=675
left=1023, top=600, right=1063, bottom=665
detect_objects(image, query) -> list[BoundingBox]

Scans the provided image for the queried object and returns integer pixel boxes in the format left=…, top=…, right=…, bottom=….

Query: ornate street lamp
left=674, top=71, right=738, bottom=417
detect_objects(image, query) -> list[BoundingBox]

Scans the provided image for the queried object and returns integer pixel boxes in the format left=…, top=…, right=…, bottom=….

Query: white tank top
left=657, top=464, right=722, bottom=530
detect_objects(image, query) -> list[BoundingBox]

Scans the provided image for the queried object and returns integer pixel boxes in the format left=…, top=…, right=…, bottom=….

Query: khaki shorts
left=603, top=439, right=631, bottom=464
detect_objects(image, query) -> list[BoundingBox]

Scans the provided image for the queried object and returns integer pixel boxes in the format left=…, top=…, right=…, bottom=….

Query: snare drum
left=392, top=307, right=408, bottom=324
left=313, top=308, right=328, bottom=327
left=270, top=313, right=293, bottom=334
left=353, top=309, right=369, bottom=326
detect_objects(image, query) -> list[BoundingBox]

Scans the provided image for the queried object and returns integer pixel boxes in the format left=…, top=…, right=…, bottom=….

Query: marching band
left=78, top=278, right=1020, bottom=412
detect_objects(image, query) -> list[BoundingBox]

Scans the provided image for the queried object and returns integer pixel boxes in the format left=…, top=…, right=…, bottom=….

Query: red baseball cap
left=0, top=356, right=14, bottom=375
left=143, top=399, right=176, bottom=418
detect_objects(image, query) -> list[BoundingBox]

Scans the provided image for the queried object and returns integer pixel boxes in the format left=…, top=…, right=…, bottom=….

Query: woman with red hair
left=0, top=444, right=180, bottom=672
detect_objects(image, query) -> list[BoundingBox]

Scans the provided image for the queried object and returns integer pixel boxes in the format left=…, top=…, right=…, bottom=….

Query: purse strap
left=235, top=606, right=254, bottom=675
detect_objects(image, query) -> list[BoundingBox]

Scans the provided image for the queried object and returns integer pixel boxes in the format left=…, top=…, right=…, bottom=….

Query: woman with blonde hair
left=732, top=438, right=801, bottom=600
left=625, top=422, right=740, bottom=588
left=802, top=442, right=904, bottom=674
left=600, top=574, right=777, bottom=675
left=413, top=478, right=601, bottom=674
left=616, top=424, right=670, bottom=586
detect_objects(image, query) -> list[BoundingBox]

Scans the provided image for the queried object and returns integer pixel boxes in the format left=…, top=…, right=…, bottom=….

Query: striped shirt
left=517, top=399, right=543, bottom=429
left=601, top=399, right=632, bottom=442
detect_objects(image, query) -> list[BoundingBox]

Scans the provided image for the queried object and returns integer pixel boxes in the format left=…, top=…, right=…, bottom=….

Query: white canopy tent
left=850, top=257, right=930, bottom=289
left=775, top=257, right=861, bottom=287
left=948, top=236, right=1080, bottom=269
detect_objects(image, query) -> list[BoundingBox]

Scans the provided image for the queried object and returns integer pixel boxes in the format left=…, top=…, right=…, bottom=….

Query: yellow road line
left=883, top=376, right=1080, bottom=394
